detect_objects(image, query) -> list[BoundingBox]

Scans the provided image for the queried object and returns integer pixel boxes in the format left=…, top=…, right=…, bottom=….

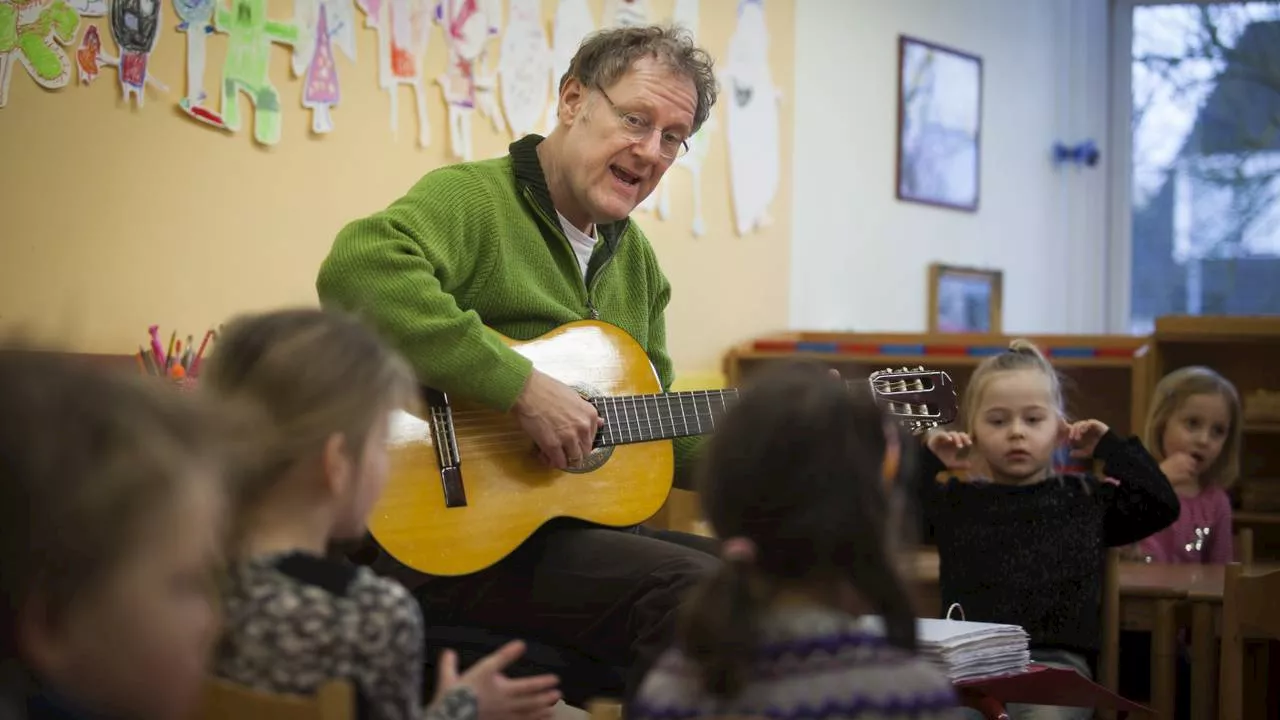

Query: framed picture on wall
left=896, top=35, right=983, bottom=212
left=928, top=263, right=1002, bottom=334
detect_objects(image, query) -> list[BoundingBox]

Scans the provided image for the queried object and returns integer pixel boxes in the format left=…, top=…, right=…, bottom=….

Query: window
left=1114, top=1, right=1280, bottom=334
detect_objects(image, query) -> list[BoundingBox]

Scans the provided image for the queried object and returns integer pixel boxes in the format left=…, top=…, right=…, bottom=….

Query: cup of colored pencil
left=136, top=325, right=217, bottom=389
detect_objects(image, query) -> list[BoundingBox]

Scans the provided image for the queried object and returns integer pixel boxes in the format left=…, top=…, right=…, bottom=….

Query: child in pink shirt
left=1136, top=366, right=1243, bottom=564
left=1120, top=367, right=1243, bottom=719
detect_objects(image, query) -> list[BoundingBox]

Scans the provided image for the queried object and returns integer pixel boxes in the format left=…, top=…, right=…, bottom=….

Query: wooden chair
left=587, top=699, right=623, bottom=720
left=1218, top=562, right=1280, bottom=719
left=1235, top=527, right=1254, bottom=566
left=194, top=677, right=354, bottom=720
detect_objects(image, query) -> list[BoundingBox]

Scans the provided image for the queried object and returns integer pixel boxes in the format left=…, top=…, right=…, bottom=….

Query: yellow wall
left=0, top=0, right=793, bottom=383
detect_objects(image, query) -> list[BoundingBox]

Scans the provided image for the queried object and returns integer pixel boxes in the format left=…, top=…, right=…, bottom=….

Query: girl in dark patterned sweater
left=630, top=361, right=964, bottom=720
left=915, top=339, right=1180, bottom=720
left=203, top=309, right=561, bottom=720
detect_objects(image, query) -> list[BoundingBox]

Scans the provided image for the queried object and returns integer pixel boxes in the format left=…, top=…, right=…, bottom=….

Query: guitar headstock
left=867, top=366, right=957, bottom=433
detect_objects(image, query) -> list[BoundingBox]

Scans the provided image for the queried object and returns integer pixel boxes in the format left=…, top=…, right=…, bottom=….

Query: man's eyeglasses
left=596, top=87, right=690, bottom=160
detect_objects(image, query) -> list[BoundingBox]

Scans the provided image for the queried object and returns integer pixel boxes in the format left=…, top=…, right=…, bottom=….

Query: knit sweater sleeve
left=1095, top=431, right=1182, bottom=547
left=316, top=167, right=533, bottom=411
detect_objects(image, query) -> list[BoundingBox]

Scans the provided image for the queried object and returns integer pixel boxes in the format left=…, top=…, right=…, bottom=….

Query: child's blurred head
left=678, top=361, right=917, bottom=698
left=201, top=308, right=416, bottom=549
left=962, top=339, right=1066, bottom=484
left=0, top=349, right=237, bottom=720
left=1144, top=366, right=1240, bottom=489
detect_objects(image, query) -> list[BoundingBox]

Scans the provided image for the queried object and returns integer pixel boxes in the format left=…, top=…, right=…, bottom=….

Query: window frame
left=1107, top=0, right=1275, bottom=333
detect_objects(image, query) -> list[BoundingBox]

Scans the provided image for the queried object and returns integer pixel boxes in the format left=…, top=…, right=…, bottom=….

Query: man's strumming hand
left=513, top=369, right=604, bottom=470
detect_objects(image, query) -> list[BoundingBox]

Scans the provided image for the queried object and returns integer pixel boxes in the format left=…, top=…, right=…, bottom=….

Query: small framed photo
left=928, top=263, right=1002, bottom=334
left=896, top=35, right=983, bottom=212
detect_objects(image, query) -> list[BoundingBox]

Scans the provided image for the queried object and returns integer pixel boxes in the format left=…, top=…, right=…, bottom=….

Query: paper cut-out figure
left=356, top=0, right=433, bottom=147
left=636, top=0, right=711, bottom=236
left=542, top=0, right=594, bottom=133
left=722, top=0, right=780, bottom=236
left=173, top=0, right=214, bottom=110
left=85, top=0, right=168, bottom=107
left=76, top=23, right=100, bottom=82
left=0, top=0, right=80, bottom=108
left=181, top=0, right=297, bottom=144
left=434, top=0, right=502, bottom=161
left=498, top=0, right=549, bottom=138
left=601, top=0, right=648, bottom=28
left=293, top=0, right=354, bottom=134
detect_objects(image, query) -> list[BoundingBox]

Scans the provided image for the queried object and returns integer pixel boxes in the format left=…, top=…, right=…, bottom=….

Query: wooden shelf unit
left=724, top=331, right=1152, bottom=437
left=1140, top=315, right=1280, bottom=559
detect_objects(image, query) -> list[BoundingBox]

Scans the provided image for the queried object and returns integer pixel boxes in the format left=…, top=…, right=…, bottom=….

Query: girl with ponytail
left=916, top=339, right=1179, bottom=720
left=629, top=361, right=962, bottom=720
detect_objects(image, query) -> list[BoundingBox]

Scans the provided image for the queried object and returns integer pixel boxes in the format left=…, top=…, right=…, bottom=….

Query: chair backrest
left=195, top=677, right=354, bottom=720
left=1234, top=527, right=1254, bottom=566
left=1218, top=562, right=1280, bottom=719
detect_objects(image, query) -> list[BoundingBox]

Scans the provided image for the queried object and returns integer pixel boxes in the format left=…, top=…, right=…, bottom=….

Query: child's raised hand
left=925, top=429, right=972, bottom=469
left=434, top=641, right=561, bottom=720
left=1160, top=452, right=1198, bottom=488
left=1066, top=419, right=1110, bottom=458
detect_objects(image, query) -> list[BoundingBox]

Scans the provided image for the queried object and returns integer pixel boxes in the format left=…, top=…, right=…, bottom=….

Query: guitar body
left=372, top=321, right=674, bottom=577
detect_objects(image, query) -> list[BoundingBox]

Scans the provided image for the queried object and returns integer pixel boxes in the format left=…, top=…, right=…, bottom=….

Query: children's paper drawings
left=601, top=0, right=648, bottom=29
left=173, top=0, right=214, bottom=112
left=723, top=0, right=780, bottom=236
left=543, top=0, right=593, bottom=133
left=0, top=0, right=81, bottom=107
left=293, top=0, right=355, bottom=134
left=434, top=0, right=502, bottom=161
left=85, top=0, right=168, bottom=107
left=497, top=0, right=549, bottom=138
left=76, top=23, right=100, bottom=82
left=638, top=0, right=711, bottom=236
left=181, top=0, right=298, bottom=144
left=357, top=0, right=433, bottom=146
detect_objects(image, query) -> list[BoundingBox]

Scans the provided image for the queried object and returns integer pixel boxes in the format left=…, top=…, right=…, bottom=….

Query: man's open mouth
left=611, top=165, right=641, bottom=186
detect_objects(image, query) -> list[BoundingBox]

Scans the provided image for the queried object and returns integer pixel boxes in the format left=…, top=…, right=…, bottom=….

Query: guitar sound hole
left=565, top=446, right=614, bottom=474
left=565, top=381, right=613, bottom=474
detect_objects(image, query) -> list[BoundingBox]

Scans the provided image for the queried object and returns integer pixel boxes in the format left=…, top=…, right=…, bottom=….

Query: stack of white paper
left=859, top=616, right=1031, bottom=681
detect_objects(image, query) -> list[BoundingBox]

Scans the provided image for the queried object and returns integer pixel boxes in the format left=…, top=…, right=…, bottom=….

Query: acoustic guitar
left=374, top=320, right=957, bottom=576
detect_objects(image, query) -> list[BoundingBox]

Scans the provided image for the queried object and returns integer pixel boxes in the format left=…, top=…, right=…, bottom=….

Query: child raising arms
left=0, top=350, right=237, bottom=720
left=630, top=361, right=963, bottom=720
left=1136, top=366, right=1242, bottom=564
left=202, top=309, right=561, bottom=720
left=917, top=340, right=1179, bottom=720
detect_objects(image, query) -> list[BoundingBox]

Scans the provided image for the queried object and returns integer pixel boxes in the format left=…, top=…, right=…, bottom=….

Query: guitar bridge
left=425, top=388, right=467, bottom=508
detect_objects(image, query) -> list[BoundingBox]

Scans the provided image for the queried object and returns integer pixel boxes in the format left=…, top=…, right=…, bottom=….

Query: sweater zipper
left=525, top=188, right=613, bottom=320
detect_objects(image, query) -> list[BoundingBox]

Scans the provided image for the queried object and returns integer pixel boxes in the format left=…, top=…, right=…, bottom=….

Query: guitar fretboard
left=590, top=389, right=737, bottom=447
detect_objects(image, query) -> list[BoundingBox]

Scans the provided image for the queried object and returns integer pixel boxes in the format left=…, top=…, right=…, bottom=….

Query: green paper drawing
left=0, top=0, right=81, bottom=108
left=189, top=0, right=297, bottom=144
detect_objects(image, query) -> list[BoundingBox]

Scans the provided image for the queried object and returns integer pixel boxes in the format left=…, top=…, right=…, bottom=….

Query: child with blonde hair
left=630, top=361, right=963, bottom=720
left=916, top=339, right=1179, bottom=720
left=203, top=308, right=561, bottom=720
left=0, top=349, right=238, bottom=720
left=1136, top=366, right=1242, bottom=564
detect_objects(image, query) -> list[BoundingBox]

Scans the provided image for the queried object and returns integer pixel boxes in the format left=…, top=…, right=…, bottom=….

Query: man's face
left=554, top=56, right=697, bottom=225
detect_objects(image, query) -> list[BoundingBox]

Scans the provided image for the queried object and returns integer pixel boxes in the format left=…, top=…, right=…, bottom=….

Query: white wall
left=789, top=0, right=1112, bottom=335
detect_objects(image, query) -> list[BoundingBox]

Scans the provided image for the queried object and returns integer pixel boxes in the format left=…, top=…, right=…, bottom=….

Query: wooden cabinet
left=724, top=331, right=1151, bottom=436
left=1140, top=316, right=1280, bottom=560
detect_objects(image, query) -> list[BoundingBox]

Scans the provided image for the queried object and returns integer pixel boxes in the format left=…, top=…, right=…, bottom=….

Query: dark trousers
left=375, top=521, right=720, bottom=701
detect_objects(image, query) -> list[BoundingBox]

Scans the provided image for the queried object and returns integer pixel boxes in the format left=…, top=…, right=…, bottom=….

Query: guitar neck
left=590, top=389, right=737, bottom=447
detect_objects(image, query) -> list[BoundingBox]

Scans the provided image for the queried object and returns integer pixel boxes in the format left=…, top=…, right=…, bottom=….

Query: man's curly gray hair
left=560, top=24, right=718, bottom=135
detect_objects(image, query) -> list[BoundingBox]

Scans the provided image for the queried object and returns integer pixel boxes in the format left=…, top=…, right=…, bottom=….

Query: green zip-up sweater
left=316, top=134, right=699, bottom=475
